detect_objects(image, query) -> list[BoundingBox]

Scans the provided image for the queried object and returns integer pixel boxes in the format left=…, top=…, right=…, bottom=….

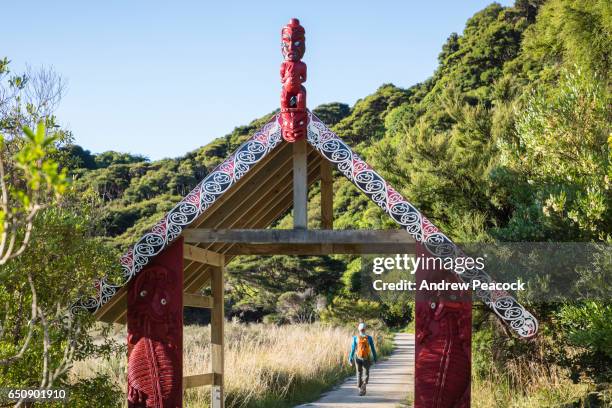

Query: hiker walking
left=348, top=322, right=378, bottom=396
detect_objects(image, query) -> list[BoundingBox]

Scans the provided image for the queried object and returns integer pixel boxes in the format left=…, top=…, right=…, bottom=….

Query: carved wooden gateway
left=72, top=19, right=537, bottom=408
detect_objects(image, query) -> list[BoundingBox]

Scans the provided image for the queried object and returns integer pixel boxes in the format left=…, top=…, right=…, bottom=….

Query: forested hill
left=66, top=1, right=609, bottom=318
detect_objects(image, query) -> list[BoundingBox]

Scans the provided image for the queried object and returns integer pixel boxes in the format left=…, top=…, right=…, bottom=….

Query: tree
left=276, top=290, right=323, bottom=324
left=520, top=0, right=612, bottom=79
left=332, top=84, right=411, bottom=145
left=497, top=67, right=611, bottom=241
left=0, top=59, right=120, bottom=406
left=0, top=60, right=68, bottom=265
left=311, top=102, right=350, bottom=126
left=0, top=123, right=67, bottom=264
left=0, top=189, right=122, bottom=406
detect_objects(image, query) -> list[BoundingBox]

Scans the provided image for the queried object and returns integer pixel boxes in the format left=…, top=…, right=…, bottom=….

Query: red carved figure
left=127, top=239, right=183, bottom=408
left=280, top=18, right=307, bottom=142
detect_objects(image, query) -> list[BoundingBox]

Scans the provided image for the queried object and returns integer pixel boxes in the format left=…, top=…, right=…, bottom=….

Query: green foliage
left=312, top=102, right=350, bottom=126
left=61, top=374, right=122, bottom=408
left=0, top=60, right=71, bottom=266
left=430, top=3, right=528, bottom=105
left=225, top=255, right=345, bottom=322
left=93, top=150, right=147, bottom=168
left=0, top=188, right=122, bottom=396
left=520, top=0, right=612, bottom=79
left=497, top=67, right=610, bottom=240
left=371, top=90, right=500, bottom=240
left=556, top=301, right=612, bottom=382
left=60, top=144, right=98, bottom=170
left=319, top=295, right=383, bottom=327
left=340, top=259, right=362, bottom=293
left=379, top=302, right=412, bottom=329
left=275, top=290, right=322, bottom=324
left=15, top=122, right=67, bottom=196
left=0, top=122, right=67, bottom=233
left=332, top=84, right=410, bottom=145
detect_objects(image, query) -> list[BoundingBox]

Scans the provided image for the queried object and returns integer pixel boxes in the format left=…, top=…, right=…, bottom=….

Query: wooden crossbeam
left=183, top=229, right=414, bottom=245
left=223, top=242, right=416, bottom=255
left=183, top=373, right=222, bottom=389
left=183, top=293, right=213, bottom=308
left=184, top=244, right=224, bottom=266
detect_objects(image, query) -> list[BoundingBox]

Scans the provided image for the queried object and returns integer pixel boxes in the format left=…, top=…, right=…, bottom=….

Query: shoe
left=359, top=383, right=366, bottom=396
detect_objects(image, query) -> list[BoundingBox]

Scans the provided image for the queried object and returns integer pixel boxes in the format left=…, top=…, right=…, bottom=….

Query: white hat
left=358, top=322, right=366, bottom=331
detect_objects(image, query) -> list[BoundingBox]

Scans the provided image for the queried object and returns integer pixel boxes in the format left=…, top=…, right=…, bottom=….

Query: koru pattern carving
left=306, top=111, right=538, bottom=338
left=71, top=116, right=283, bottom=316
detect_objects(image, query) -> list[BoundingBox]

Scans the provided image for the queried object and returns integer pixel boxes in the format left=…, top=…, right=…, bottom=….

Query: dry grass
left=71, top=322, right=392, bottom=408
left=472, top=355, right=594, bottom=407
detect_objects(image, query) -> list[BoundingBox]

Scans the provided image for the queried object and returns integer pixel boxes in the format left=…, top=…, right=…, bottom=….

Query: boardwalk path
left=295, top=333, right=414, bottom=408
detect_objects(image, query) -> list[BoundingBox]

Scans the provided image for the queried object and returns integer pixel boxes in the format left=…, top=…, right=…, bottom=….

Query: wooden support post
left=210, top=260, right=225, bottom=408
left=320, top=159, right=333, bottom=229
left=293, top=138, right=308, bottom=229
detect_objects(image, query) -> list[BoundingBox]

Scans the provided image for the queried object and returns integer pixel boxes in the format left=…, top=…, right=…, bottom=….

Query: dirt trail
left=295, top=333, right=414, bottom=408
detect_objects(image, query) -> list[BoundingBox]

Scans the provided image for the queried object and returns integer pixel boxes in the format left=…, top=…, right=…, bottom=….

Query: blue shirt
left=348, top=334, right=377, bottom=363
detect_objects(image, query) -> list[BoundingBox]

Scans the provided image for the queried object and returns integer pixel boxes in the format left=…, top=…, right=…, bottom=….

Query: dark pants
left=355, top=358, right=371, bottom=387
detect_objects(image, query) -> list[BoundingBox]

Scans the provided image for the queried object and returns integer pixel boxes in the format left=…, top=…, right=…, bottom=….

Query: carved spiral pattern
left=306, top=112, right=538, bottom=338
left=71, top=116, right=283, bottom=315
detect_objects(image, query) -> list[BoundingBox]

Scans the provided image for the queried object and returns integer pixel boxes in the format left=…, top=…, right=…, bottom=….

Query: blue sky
left=3, top=1, right=513, bottom=160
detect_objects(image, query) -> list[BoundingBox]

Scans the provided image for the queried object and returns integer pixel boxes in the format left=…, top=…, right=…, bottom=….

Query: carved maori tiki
left=415, top=242, right=472, bottom=408
left=127, top=238, right=183, bottom=408
left=280, top=18, right=307, bottom=142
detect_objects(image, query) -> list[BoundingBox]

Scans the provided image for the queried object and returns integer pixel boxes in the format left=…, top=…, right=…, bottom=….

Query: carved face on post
left=129, top=265, right=179, bottom=340
left=281, top=18, right=305, bottom=61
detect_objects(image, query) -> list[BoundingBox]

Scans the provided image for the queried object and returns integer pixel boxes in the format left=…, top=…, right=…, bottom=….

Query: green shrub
left=63, top=374, right=122, bottom=408
left=556, top=301, right=612, bottom=383
left=319, top=295, right=383, bottom=327
left=380, top=302, right=412, bottom=329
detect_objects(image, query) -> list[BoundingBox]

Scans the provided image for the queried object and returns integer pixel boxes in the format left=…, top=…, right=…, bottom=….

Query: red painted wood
left=127, top=238, right=183, bottom=408
left=280, top=18, right=308, bottom=142
left=415, top=243, right=472, bottom=408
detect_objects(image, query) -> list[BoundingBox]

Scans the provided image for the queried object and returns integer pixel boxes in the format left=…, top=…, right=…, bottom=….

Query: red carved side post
left=127, top=238, right=184, bottom=408
left=415, top=242, right=472, bottom=408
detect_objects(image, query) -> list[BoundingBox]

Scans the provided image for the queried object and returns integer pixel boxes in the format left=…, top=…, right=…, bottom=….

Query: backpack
left=356, top=335, right=370, bottom=360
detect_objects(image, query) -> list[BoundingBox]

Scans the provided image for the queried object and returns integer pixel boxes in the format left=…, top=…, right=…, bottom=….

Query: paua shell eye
left=294, top=41, right=300, bottom=46
left=139, top=290, right=147, bottom=297
left=160, top=298, right=167, bottom=305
